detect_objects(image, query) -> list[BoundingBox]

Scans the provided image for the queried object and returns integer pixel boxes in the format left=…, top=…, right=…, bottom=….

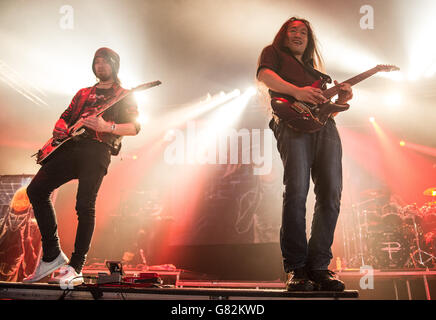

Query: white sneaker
left=49, top=265, right=84, bottom=287
left=23, top=251, right=69, bottom=283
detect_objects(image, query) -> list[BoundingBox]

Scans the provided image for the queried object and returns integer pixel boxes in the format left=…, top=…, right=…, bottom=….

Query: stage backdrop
left=0, top=175, right=43, bottom=282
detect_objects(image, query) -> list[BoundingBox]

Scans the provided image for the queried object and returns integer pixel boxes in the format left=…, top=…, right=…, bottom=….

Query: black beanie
left=92, top=47, right=120, bottom=77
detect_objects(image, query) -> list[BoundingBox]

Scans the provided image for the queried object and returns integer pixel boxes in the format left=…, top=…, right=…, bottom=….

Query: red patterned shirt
left=59, top=83, right=140, bottom=155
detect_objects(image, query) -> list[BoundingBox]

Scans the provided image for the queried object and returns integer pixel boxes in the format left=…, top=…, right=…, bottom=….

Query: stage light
left=399, top=140, right=406, bottom=147
left=0, top=59, right=49, bottom=107
left=322, top=41, right=379, bottom=74
left=383, top=92, right=403, bottom=107
left=165, top=89, right=242, bottom=129
left=369, top=117, right=375, bottom=123
left=245, top=86, right=257, bottom=96
left=405, top=4, right=436, bottom=82
left=133, top=91, right=148, bottom=106
left=424, top=64, right=436, bottom=78
left=188, top=87, right=256, bottom=162
left=132, top=155, right=138, bottom=160
left=137, top=113, right=149, bottom=125
left=164, top=129, right=176, bottom=141
left=400, top=140, right=436, bottom=157
left=379, top=70, right=405, bottom=82
left=186, top=89, right=241, bottom=121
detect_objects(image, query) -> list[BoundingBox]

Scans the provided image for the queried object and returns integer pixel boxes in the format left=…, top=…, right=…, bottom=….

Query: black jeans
left=27, top=138, right=111, bottom=273
left=270, top=118, right=342, bottom=272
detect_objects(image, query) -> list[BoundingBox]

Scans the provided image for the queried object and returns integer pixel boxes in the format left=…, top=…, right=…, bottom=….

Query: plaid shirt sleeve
left=59, top=88, right=91, bottom=125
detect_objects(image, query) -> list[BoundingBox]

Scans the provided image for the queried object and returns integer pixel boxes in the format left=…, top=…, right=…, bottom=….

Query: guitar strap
left=292, top=55, right=332, bottom=86
left=282, top=47, right=332, bottom=87
left=304, top=64, right=332, bottom=85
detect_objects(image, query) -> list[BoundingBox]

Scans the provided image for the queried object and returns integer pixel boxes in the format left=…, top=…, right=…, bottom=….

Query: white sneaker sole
left=48, top=275, right=84, bottom=285
left=23, top=254, right=68, bottom=283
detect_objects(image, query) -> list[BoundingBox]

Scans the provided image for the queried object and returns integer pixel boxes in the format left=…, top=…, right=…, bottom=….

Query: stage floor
left=0, top=281, right=358, bottom=300
left=2, top=268, right=436, bottom=300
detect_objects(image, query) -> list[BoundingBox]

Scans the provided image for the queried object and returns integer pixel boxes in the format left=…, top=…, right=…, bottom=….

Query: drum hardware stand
left=341, top=207, right=356, bottom=267
left=340, top=213, right=350, bottom=266
left=348, top=205, right=368, bottom=267
left=408, top=215, right=436, bottom=267
left=410, top=250, right=436, bottom=268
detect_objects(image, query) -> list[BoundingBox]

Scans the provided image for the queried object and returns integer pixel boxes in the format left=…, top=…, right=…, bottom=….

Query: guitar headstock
left=376, top=64, right=400, bottom=72
left=132, top=80, right=162, bottom=92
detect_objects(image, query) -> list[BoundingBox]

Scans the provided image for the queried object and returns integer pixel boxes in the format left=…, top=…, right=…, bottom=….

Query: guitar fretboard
left=323, top=67, right=379, bottom=99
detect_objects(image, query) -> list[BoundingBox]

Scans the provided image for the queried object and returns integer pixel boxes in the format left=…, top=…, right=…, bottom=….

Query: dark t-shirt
left=256, top=45, right=317, bottom=99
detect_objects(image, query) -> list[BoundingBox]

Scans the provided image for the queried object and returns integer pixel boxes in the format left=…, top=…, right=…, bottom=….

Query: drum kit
left=342, top=187, right=436, bottom=269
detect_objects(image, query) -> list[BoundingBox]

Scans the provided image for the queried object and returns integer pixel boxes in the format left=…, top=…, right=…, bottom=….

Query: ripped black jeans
left=27, top=138, right=111, bottom=273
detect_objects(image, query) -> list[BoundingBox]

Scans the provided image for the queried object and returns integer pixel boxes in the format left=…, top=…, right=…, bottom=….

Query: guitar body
left=271, top=97, right=332, bottom=133
left=271, top=80, right=349, bottom=133
left=36, top=127, right=85, bottom=164
left=270, top=64, right=400, bottom=133
left=36, top=137, right=68, bottom=165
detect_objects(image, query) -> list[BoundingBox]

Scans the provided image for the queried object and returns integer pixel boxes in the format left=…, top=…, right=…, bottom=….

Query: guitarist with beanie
left=24, top=47, right=141, bottom=285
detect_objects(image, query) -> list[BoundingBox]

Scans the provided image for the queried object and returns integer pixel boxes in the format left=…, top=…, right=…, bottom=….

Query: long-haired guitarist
left=24, top=47, right=141, bottom=285
left=257, top=17, right=352, bottom=291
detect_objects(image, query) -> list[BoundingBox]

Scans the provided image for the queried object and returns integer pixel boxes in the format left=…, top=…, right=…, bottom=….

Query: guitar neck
left=95, top=80, right=162, bottom=116
left=323, top=67, right=379, bottom=99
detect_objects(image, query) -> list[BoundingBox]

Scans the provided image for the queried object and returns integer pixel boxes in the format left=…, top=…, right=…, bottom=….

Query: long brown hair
left=272, top=17, right=324, bottom=71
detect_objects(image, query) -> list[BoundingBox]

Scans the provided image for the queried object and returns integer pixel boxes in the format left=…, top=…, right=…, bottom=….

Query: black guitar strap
left=304, top=63, right=332, bottom=85
left=286, top=49, right=332, bottom=87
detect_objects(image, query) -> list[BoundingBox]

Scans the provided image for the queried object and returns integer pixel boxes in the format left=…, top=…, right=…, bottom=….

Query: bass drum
left=402, top=204, right=423, bottom=226
left=370, top=231, right=411, bottom=269
left=381, top=213, right=403, bottom=229
left=380, top=203, right=404, bottom=231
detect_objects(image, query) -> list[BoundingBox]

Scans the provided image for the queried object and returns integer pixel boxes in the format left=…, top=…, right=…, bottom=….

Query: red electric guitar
left=271, top=65, right=400, bottom=133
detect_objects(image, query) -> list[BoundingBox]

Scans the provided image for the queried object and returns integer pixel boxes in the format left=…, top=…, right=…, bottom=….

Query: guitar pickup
left=291, top=102, right=307, bottom=114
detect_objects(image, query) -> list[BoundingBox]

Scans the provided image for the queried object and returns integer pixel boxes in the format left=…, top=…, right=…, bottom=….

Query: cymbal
left=423, top=187, right=436, bottom=196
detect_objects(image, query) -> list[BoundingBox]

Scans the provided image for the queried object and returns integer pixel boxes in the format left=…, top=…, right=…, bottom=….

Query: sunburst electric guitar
left=271, top=65, right=400, bottom=133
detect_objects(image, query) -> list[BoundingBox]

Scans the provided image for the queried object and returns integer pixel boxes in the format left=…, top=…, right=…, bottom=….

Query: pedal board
left=96, top=272, right=162, bottom=288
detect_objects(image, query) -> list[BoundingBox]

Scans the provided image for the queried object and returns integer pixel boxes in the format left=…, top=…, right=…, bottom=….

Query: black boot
left=286, top=267, right=315, bottom=291
left=307, top=270, right=345, bottom=291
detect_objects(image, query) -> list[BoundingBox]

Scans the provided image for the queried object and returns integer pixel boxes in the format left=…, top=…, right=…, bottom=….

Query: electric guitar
left=33, top=80, right=161, bottom=164
left=270, top=65, right=400, bottom=133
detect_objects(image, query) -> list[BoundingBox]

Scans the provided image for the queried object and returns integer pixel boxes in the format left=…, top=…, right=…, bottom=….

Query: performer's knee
left=26, top=181, right=48, bottom=203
